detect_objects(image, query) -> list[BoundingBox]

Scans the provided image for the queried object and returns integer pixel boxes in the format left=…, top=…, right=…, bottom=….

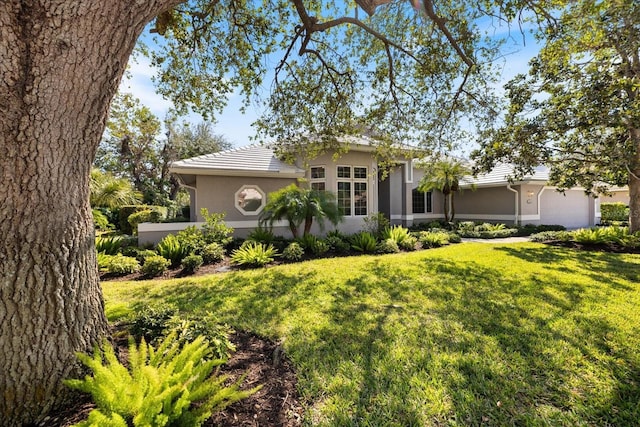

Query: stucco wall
left=455, top=186, right=516, bottom=218
left=195, top=175, right=297, bottom=223
left=600, top=190, right=630, bottom=205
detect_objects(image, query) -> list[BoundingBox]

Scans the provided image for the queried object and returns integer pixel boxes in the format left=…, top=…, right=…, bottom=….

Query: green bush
left=92, top=209, right=113, bottom=231
left=95, top=235, right=125, bottom=255
left=326, top=235, right=351, bottom=254
left=201, top=242, right=225, bottom=264
left=382, top=225, right=412, bottom=247
left=165, top=314, right=237, bottom=360
left=141, top=255, right=171, bottom=278
left=572, top=228, right=608, bottom=244
left=130, top=303, right=179, bottom=342
left=350, top=232, right=378, bottom=253
left=282, top=242, right=305, bottom=261
left=418, top=231, right=451, bottom=248
left=362, top=212, right=391, bottom=238
left=157, top=234, right=190, bottom=268
left=127, top=209, right=164, bottom=235
left=99, top=254, right=140, bottom=275
left=65, top=333, right=259, bottom=427
left=230, top=241, right=278, bottom=267
left=200, top=208, right=234, bottom=246
left=377, top=238, right=400, bottom=254
left=181, top=254, right=204, bottom=274
left=447, top=232, right=462, bottom=244
left=119, top=205, right=168, bottom=234
left=247, top=227, right=276, bottom=244
left=601, top=202, right=629, bottom=222
left=175, top=225, right=206, bottom=254
left=529, top=231, right=573, bottom=242
left=399, top=234, right=418, bottom=250
left=136, top=249, right=159, bottom=264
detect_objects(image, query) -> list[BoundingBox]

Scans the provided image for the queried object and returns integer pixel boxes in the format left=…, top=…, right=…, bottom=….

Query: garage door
left=539, top=189, right=590, bottom=229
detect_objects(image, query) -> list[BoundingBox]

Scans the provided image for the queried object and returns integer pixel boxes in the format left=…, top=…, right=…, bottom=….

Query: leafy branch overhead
left=146, top=0, right=544, bottom=150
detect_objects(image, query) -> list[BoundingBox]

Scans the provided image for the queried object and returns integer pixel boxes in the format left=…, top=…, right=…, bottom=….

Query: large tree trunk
left=0, top=1, right=180, bottom=424
left=629, top=128, right=640, bottom=234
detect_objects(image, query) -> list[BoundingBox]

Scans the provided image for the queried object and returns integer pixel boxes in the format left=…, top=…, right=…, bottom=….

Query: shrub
left=136, top=249, right=159, bottom=264
left=100, top=254, right=140, bottom=275
left=201, top=242, right=225, bottom=264
left=140, top=255, right=171, bottom=278
left=165, top=314, right=237, bottom=360
left=326, top=235, right=351, bottom=254
left=119, top=205, right=167, bottom=234
left=95, top=235, right=125, bottom=255
left=65, top=334, right=259, bottom=427
left=529, top=231, right=572, bottom=242
left=350, top=232, right=378, bottom=253
left=447, top=232, right=462, bottom=244
left=418, top=231, right=451, bottom=248
left=230, top=241, right=278, bottom=267
left=572, top=228, right=608, bottom=244
left=247, top=226, right=276, bottom=244
left=362, top=212, right=390, bottom=238
left=97, top=253, right=112, bottom=271
left=157, top=234, right=190, bottom=268
left=377, top=238, right=400, bottom=254
left=92, top=209, right=113, bottom=231
left=175, top=225, right=206, bottom=254
left=201, top=208, right=233, bottom=246
left=128, top=209, right=164, bottom=235
left=181, top=254, right=204, bottom=274
left=399, top=234, right=418, bottom=250
left=601, top=202, right=629, bottom=222
left=382, top=225, right=412, bottom=246
left=130, top=303, right=179, bottom=342
left=282, top=242, right=305, bottom=261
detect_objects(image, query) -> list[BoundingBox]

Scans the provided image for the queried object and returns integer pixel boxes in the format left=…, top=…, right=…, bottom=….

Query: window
left=235, top=185, right=266, bottom=215
left=311, top=166, right=325, bottom=179
left=412, top=189, right=432, bottom=214
left=337, top=165, right=368, bottom=216
left=337, top=182, right=351, bottom=216
left=311, top=182, right=326, bottom=191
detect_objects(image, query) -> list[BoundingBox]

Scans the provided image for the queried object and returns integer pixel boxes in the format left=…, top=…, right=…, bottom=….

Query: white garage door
left=540, top=189, right=590, bottom=229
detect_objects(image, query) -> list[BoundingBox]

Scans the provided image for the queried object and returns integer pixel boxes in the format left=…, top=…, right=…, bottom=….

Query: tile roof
left=468, top=164, right=550, bottom=187
left=169, top=145, right=305, bottom=176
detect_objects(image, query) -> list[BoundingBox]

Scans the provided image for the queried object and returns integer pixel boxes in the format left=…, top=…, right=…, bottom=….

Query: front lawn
left=103, top=242, right=640, bottom=426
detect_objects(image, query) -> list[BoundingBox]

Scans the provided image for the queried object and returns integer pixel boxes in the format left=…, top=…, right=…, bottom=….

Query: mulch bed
left=41, top=330, right=303, bottom=426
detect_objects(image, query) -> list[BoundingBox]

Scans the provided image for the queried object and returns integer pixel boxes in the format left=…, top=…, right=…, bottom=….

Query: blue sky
left=119, top=19, right=541, bottom=149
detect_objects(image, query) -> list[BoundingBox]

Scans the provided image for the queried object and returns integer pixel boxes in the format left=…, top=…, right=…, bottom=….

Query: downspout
left=507, top=184, right=519, bottom=225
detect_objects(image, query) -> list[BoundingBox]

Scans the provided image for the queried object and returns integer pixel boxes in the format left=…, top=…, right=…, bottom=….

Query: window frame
left=234, top=185, right=266, bottom=216
left=336, top=165, right=368, bottom=217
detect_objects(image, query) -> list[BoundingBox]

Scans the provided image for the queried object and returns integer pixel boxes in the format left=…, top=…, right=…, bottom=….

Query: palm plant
left=90, top=168, right=141, bottom=209
left=260, top=184, right=342, bottom=238
left=417, top=158, right=472, bottom=222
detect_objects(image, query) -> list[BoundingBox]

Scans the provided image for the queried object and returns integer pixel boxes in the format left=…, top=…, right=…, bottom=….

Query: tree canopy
left=472, top=0, right=640, bottom=230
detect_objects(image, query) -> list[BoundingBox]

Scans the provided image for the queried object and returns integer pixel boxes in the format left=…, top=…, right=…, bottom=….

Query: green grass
left=102, top=242, right=640, bottom=426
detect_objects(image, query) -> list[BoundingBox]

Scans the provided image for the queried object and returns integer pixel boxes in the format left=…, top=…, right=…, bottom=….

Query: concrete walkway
left=461, top=236, right=531, bottom=244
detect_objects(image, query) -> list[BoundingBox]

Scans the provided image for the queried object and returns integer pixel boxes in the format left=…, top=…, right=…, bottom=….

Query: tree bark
left=628, top=128, right=640, bottom=234
left=0, top=1, right=181, bottom=424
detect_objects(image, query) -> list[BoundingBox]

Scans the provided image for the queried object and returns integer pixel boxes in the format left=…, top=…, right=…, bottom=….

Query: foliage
left=601, top=202, right=629, bottom=223
left=247, top=227, right=276, bottom=244
left=200, top=209, right=234, bottom=246
left=455, top=222, right=520, bottom=239
left=175, top=225, right=207, bottom=254
left=96, top=93, right=232, bottom=206
left=230, top=242, right=278, bottom=267
left=516, top=223, right=567, bottom=236
left=135, top=249, right=160, bottom=264
left=95, top=235, right=125, bottom=255
left=418, top=231, right=451, bottom=248
left=92, top=209, right=113, bottom=231
left=381, top=225, right=412, bottom=246
left=472, top=0, right=640, bottom=232
left=362, top=212, right=391, bottom=238
left=140, top=255, right=171, bottom=278
left=260, top=185, right=342, bottom=238
left=130, top=303, right=179, bottom=342
left=103, top=243, right=640, bottom=425
left=99, top=254, right=140, bottom=275
left=181, top=254, right=204, bottom=274
left=282, top=242, right=305, bottom=261
left=165, top=316, right=237, bottom=361
left=65, top=333, right=257, bottom=427
left=127, top=209, right=164, bottom=235
left=201, top=242, right=226, bottom=265
left=376, top=238, right=400, bottom=254
left=156, top=234, right=190, bottom=268
left=296, top=234, right=329, bottom=256
left=325, top=235, right=352, bottom=254
left=417, top=158, right=473, bottom=222
left=118, top=205, right=168, bottom=234
left=350, top=232, right=378, bottom=253
left=90, top=168, right=141, bottom=210
left=529, top=231, right=573, bottom=242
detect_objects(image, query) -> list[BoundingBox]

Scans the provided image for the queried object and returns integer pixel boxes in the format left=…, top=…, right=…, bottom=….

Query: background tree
left=0, top=0, right=569, bottom=423
left=417, top=158, right=472, bottom=222
left=95, top=93, right=232, bottom=205
left=473, top=0, right=640, bottom=231
left=90, top=168, right=142, bottom=209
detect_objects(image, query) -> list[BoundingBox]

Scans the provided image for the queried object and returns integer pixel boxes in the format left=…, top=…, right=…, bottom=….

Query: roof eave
left=169, top=166, right=305, bottom=179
